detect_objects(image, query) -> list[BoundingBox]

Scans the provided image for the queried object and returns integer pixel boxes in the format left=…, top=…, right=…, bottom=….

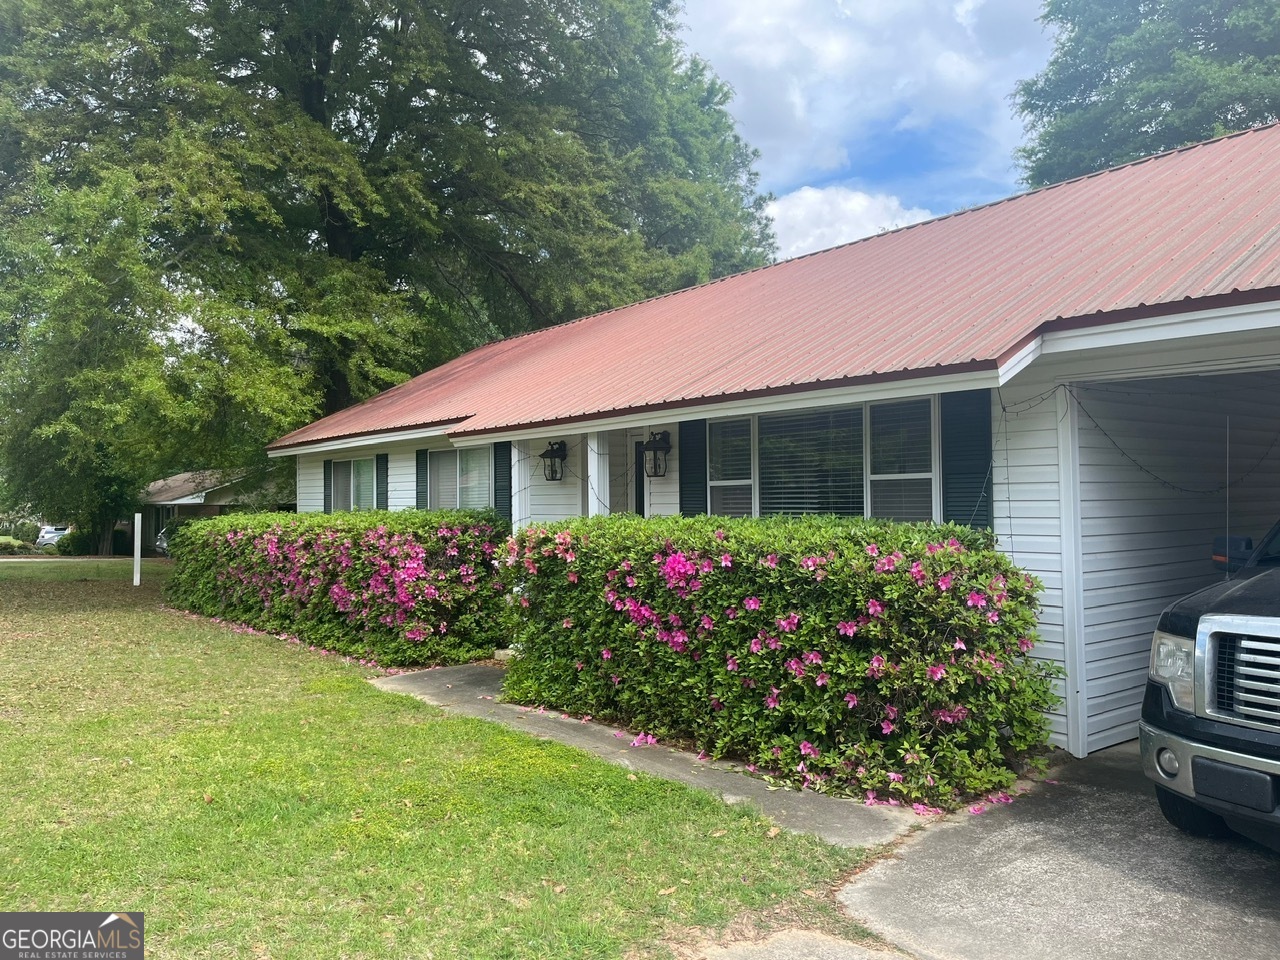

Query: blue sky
left=678, top=0, right=1056, bottom=259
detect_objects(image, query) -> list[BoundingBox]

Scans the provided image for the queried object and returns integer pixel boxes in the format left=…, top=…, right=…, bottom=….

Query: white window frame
left=427, top=446, right=494, bottom=510
left=707, top=417, right=757, bottom=518
left=707, top=396, right=941, bottom=520
left=332, top=457, right=376, bottom=512
left=864, top=396, right=939, bottom=522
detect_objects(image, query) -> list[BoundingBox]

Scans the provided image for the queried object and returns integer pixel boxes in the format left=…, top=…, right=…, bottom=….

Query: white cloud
left=679, top=0, right=1053, bottom=209
left=767, top=186, right=935, bottom=261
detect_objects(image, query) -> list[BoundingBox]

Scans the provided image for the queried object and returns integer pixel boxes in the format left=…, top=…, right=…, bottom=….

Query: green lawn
left=0, top=561, right=862, bottom=959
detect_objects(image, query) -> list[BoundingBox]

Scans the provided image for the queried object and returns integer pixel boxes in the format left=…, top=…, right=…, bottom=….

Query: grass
left=0, top=561, right=863, bottom=959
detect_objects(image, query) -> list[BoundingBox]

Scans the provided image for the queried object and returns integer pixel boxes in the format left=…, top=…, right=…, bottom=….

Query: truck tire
left=1155, top=786, right=1233, bottom=839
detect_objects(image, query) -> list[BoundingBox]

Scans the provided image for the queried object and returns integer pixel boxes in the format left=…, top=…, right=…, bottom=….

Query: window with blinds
left=868, top=399, right=933, bottom=521
left=429, top=447, right=492, bottom=510
left=332, top=458, right=375, bottom=511
left=708, top=419, right=752, bottom=517
left=759, top=408, right=863, bottom=515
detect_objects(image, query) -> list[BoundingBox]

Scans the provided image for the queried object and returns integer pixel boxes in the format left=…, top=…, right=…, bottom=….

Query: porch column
left=511, top=440, right=533, bottom=528
left=586, top=432, right=610, bottom=517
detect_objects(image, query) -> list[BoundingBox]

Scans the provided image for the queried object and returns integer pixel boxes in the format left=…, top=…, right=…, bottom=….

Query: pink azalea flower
left=815, top=672, right=830, bottom=686
left=762, top=553, right=779, bottom=568
left=885, top=704, right=898, bottom=720
left=720, top=554, right=733, bottom=567
left=967, top=591, right=987, bottom=608
left=799, top=741, right=819, bottom=757
left=1018, top=636, right=1034, bottom=652
left=764, top=687, right=781, bottom=709
left=865, top=543, right=880, bottom=557
left=601, top=648, right=612, bottom=660
left=910, top=561, right=927, bottom=585
left=954, top=638, right=967, bottom=650
left=726, top=656, right=739, bottom=671
left=880, top=720, right=895, bottom=735
left=867, top=655, right=886, bottom=679
left=867, top=599, right=885, bottom=617
left=776, top=612, right=800, bottom=632
left=802, top=650, right=823, bottom=664
left=927, top=664, right=947, bottom=681
left=937, top=572, right=953, bottom=591
left=844, top=692, right=859, bottom=708
left=837, top=620, right=859, bottom=637
left=744, top=596, right=761, bottom=610
left=987, top=610, right=1000, bottom=624
left=887, top=772, right=904, bottom=782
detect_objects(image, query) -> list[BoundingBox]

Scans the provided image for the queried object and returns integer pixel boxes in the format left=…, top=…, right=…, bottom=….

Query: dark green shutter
left=375, top=453, right=389, bottom=510
left=322, top=459, right=333, bottom=514
left=941, top=389, right=993, bottom=528
left=415, top=449, right=430, bottom=510
left=678, top=420, right=708, bottom=516
left=634, top=441, right=646, bottom=518
left=493, top=442, right=512, bottom=523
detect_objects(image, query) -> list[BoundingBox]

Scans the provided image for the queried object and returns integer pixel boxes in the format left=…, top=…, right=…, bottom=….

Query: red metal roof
left=270, top=125, right=1280, bottom=450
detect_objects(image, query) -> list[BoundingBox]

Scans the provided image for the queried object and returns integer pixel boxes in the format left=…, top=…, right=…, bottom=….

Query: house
left=268, top=125, right=1280, bottom=758
left=141, top=470, right=295, bottom=548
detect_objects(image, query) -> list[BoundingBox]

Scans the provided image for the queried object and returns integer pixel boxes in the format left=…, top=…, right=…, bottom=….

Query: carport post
left=133, top=512, right=141, bottom=587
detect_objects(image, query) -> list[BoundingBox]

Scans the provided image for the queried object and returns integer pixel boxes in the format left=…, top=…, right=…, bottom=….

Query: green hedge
left=166, top=510, right=510, bottom=666
left=502, top=515, right=1058, bottom=808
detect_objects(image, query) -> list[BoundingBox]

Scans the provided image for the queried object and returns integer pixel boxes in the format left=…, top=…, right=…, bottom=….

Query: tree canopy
left=0, top=0, right=773, bottom=543
left=1014, top=0, right=1280, bottom=186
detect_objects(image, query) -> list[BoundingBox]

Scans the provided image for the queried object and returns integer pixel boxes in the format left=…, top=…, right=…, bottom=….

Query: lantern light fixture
left=642, top=430, right=672, bottom=478
left=539, top=440, right=568, bottom=481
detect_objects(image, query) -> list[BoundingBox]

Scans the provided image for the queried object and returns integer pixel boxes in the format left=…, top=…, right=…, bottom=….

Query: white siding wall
left=297, top=454, right=325, bottom=513
left=992, top=380, right=1071, bottom=749
left=292, top=439, right=482, bottom=513
left=1075, top=375, right=1280, bottom=751
left=528, top=434, right=584, bottom=524
left=644, top=422, right=681, bottom=516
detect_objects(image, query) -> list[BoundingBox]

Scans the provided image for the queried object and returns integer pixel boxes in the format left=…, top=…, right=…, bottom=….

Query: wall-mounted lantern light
left=642, top=430, right=672, bottom=478
left=539, top=440, right=568, bottom=481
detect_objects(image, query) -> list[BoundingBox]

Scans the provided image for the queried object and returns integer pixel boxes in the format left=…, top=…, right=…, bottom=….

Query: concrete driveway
left=839, top=741, right=1280, bottom=960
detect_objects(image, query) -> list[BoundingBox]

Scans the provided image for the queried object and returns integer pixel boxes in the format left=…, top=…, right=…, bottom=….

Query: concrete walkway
left=373, top=665, right=1280, bottom=960
left=373, top=663, right=918, bottom=850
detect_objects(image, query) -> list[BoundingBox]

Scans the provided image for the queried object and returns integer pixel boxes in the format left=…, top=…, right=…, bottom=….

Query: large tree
left=0, top=0, right=773, bottom=544
left=1014, top=0, right=1280, bottom=187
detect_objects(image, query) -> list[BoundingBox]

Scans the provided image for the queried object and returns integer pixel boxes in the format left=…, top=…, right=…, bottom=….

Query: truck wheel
left=1155, top=786, right=1233, bottom=839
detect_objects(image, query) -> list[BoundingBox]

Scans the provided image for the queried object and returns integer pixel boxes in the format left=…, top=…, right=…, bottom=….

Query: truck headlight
left=1150, top=630, right=1196, bottom=712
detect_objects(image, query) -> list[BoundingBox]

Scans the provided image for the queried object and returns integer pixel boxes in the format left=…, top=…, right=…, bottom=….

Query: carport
left=995, top=306, right=1280, bottom=757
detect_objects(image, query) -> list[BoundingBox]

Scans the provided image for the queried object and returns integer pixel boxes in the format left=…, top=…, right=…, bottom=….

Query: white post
left=133, top=512, right=142, bottom=587
left=585, top=432, right=610, bottom=517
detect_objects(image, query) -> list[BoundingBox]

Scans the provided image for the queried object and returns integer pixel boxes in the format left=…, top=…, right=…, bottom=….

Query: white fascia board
left=149, top=493, right=207, bottom=506
left=266, top=423, right=456, bottom=458
left=1040, top=299, right=1280, bottom=357
left=466, top=370, right=998, bottom=445
left=997, top=337, right=1043, bottom=385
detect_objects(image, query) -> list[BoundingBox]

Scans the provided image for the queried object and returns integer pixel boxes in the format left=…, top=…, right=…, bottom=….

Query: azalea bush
left=502, top=515, right=1058, bottom=809
left=166, top=510, right=509, bottom=666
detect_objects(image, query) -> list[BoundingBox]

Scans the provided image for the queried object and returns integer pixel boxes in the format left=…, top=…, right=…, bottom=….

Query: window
left=426, top=447, right=492, bottom=510
left=868, top=399, right=934, bottom=521
left=332, top=458, right=375, bottom=511
left=759, top=408, right=862, bottom=515
left=708, top=419, right=753, bottom=517
left=704, top=399, right=934, bottom=521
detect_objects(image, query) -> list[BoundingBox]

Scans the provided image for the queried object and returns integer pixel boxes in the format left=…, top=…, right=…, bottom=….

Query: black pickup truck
left=1140, top=528, right=1280, bottom=851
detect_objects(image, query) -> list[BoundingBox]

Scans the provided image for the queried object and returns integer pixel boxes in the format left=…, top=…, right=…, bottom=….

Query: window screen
left=869, top=399, right=933, bottom=521
left=870, top=399, right=932, bottom=475
left=332, top=461, right=352, bottom=511
left=709, top=420, right=752, bottom=481
left=759, top=408, right=862, bottom=515
left=710, top=485, right=753, bottom=518
left=428, top=450, right=459, bottom=509
left=458, top=447, right=492, bottom=509
left=352, top=458, right=376, bottom=510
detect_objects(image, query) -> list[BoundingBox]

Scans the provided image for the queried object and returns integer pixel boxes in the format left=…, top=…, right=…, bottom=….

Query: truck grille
left=1216, top=634, right=1280, bottom=729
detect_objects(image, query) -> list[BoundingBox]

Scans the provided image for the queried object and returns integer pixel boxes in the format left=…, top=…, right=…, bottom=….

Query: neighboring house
left=141, top=471, right=295, bottom=548
left=268, top=125, right=1280, bottom=758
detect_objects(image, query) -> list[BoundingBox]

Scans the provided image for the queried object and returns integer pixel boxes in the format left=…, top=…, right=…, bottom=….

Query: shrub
left=502, top=514, right=1059, bottom=808
left=0, top=535, right=34, bottom=555
left=56, top=529, right=93, bottom=555
left=165, top=510, right=510, bottom=667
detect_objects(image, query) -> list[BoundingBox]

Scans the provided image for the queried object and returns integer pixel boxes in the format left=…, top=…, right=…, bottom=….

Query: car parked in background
left=34, top=525, right=70, bottom=548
